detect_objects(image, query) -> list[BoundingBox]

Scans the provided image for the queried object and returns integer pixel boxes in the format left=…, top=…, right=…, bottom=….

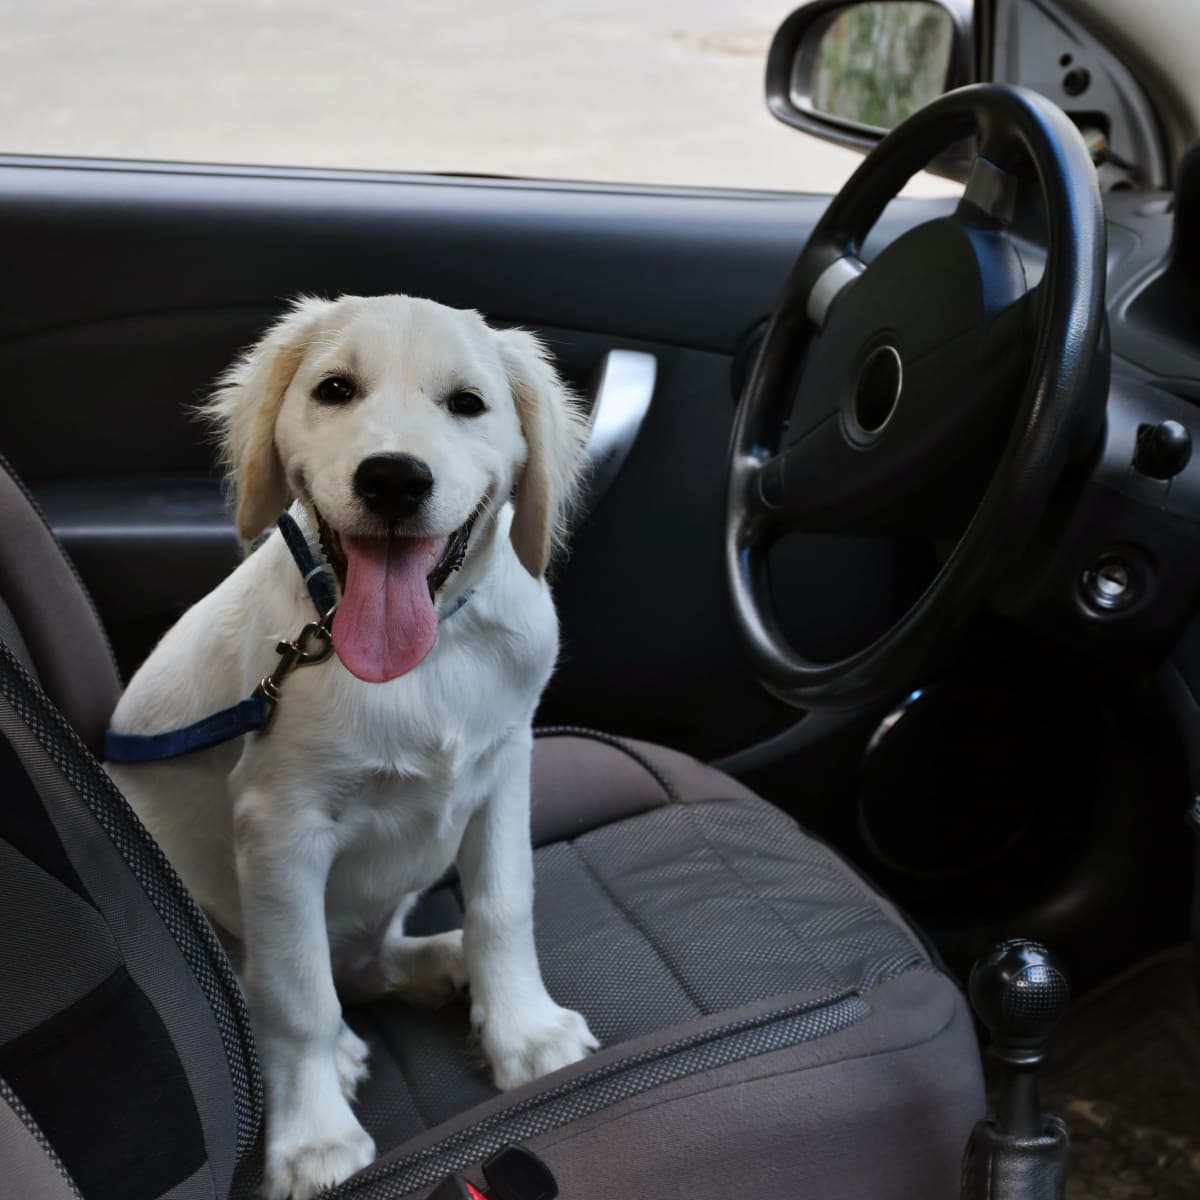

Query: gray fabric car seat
left=0, top=454, right=985, bottom=1200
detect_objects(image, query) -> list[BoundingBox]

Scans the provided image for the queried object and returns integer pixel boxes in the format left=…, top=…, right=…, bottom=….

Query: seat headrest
left=0, top=457, right=121, bottom=755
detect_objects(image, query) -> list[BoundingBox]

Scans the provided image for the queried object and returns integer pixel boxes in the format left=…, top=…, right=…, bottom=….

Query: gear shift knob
left=969, top=939, right=1070, bottom=1061
left=968, top=939, right=1070, bottom=1136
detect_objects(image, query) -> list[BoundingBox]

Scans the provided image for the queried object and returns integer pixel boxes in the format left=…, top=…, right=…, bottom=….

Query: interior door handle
left=580, top=349, right=657, bottom=518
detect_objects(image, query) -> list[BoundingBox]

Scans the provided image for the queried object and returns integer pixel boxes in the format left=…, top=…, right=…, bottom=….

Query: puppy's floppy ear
left=497, top=328, right=589, bottom=579
left=204, top=297, right=334, bottom=543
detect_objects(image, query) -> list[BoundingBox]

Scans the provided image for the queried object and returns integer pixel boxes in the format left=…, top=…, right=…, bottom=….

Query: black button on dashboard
left=1133, top=419, right=1192, bottom=480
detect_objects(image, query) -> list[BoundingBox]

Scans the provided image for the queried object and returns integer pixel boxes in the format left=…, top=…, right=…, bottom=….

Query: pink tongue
left=332, top=533, right=445, bottom=682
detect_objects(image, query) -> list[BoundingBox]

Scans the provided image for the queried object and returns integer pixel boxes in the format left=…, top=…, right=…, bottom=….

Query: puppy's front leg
left=235, top=786, right=374, bottom=1200
left=458, top=737, right=598, bottom=1091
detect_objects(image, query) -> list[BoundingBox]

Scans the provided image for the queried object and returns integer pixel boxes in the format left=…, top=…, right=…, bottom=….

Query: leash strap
left=104, top=513, right=337, bottom=763
left=105, top=697, right=270, bottom=762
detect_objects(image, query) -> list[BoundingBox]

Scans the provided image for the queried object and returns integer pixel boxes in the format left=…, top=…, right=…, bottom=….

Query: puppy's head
left=206, top=294, right=587, bottom=680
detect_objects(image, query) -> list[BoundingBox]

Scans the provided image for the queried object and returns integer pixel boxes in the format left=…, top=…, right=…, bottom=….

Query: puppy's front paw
left=475, top=999, right=599, bottom=1091
left=264, top=1105, right=375, bottom=1200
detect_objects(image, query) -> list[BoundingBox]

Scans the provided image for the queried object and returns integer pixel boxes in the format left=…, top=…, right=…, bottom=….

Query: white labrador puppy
left=107, top=295, right=598, bottom=1200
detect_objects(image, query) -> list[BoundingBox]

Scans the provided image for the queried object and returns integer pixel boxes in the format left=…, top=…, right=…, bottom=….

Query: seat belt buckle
left=428, top=1145, right=558, bottom=1200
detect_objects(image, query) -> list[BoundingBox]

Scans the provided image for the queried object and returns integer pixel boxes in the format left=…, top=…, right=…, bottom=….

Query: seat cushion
left=230, top=729, right=984, bottom=1199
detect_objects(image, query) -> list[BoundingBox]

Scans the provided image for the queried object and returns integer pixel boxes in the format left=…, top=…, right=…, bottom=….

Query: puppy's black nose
left=354, top=454, right=434, bottom=519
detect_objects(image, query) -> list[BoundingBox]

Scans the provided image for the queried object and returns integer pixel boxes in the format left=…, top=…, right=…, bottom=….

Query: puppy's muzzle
left=355, top=453, right=434, bottom=519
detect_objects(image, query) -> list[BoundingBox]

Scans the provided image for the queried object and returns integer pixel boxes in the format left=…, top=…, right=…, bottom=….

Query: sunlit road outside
left=0, top=0, right=956, bottom=196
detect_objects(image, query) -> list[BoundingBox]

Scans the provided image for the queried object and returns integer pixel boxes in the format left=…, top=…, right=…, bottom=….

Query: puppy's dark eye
left=447, top=391, right=486, bottom=417
left=314, top=376, right=356, bottom=405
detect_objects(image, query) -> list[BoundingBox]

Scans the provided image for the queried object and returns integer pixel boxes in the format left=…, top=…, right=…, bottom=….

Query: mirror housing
left=766, top=0, right=976, bottom=176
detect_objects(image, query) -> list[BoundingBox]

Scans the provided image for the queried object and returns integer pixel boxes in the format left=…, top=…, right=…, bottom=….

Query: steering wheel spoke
left=957, top=152, right=1020, bottom=227
left=805, top=255, right=866, bottom=330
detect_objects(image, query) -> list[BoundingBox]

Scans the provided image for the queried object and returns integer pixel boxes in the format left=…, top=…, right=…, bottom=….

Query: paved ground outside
left=0, top=0, right=955, bottom=196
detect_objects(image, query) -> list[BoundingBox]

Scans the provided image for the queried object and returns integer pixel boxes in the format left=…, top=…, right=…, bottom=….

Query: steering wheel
left=725, top=84, right=1106, bottom=710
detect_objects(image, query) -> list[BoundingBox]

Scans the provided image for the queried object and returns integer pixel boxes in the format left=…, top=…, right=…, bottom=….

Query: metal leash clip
left=252, top=605, right=337, bottom=729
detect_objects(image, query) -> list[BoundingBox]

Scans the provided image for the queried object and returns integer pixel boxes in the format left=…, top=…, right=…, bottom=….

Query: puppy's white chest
left=323, top=760, right=478, bottom=922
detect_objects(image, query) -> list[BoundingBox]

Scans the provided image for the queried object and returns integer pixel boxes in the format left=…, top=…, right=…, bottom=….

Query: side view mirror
left=767, top=0, right=975, bottom=170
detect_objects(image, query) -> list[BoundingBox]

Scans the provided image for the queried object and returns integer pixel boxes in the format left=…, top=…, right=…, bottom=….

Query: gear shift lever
left=969, top=939, right=1070, bottom=1135
left=962, top=939, right=1072, bottom=1200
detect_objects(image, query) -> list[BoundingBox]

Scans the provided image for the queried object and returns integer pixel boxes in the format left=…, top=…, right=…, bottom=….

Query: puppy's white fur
left=107, top=295, right=597, bottom=1200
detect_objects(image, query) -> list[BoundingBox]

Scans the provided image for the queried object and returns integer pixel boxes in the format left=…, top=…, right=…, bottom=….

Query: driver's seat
left=0, top=456, right=984, bottom=1200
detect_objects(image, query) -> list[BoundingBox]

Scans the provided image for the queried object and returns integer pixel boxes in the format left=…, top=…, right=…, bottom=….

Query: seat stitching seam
left=564, top=837, right=707, bottom=1017
left=533, top=725, right=681, bottom=804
